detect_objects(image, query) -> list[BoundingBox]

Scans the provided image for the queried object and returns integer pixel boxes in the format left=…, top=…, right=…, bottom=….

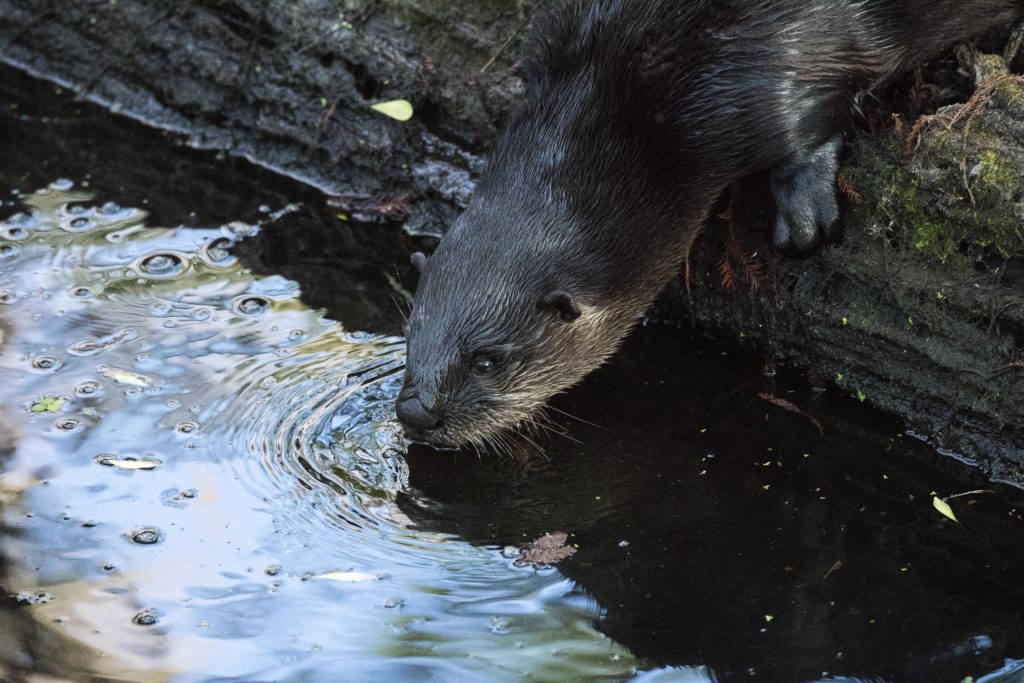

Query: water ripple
left=0, top=182, right=630, bottom=681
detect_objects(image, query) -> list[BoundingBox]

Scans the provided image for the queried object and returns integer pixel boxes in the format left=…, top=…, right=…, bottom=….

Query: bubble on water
left=69, top=285, right=92, bottom=300
left=67, top=329, right=138, bottom=357
left=232, top=296, right=271, bottom=316
left=288, top=330, right=305, bottom=341
left=16, top=592, right=54, bottom=605
left=63, top=216, right=95, bottom=232
left=150, top=302, right=171, bottom=316
left=201, top=237, right=235, bottom=266
left=76, top=382, right=101, bottom=399
left=224, top=221, right=259, bottom=238
left=165, top=399, right=180, bottom=408
left=54, top=418, right=81, bottom=432
left=193, top=307, right=211, bottom=321
left=50, top=178, right=73, bottom=191
left=97, top=201, right=122, bottom=216
left=134, top=252, right=188, bottom=279
left=2, top=225, right=29, bottom=241
left=124, top=387, right=143, bottom=397
left=67, top=339, right=102, bottom=356
left=175, top=421, right=199, bottom=435
left=0, top=290, right=15, bottom=304
left=0, top=244, right=19, bottom=260
left=181, top=488, right=197, bottom=499
left=265, top=565, right=282, bottom=576
left=7, top=211, right=35, bottom=226
left=129, top=527, right=163, bottom=544
left=133, top=608, right=160, bottom=626
left=31, top=355, right=62, bottom=372
left=101, top=561, right=115, bottom=571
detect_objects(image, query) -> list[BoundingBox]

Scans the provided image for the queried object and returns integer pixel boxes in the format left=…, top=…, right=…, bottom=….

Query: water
left=0, top=182, right=636, bottom=681
left=2, top=65, right=1024, bottom=683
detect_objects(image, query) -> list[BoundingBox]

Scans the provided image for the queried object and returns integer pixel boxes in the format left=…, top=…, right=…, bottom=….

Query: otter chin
left=396, top=0, right=1022, bottom=449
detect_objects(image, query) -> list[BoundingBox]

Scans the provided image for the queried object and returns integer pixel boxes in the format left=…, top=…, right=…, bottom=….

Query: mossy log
left=1, top=1, right=1021, bottom=480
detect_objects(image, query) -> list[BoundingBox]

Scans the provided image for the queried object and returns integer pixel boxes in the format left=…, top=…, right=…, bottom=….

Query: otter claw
left=770, top=136, right=843, bottom=255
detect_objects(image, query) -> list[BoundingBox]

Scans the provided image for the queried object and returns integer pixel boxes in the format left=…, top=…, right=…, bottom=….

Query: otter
left=396, top=0, right=1022, bottom=449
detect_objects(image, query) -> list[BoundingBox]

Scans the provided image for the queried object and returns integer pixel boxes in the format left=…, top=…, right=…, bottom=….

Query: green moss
left=842, top=59, right=1024, bottom=263
left=847, top=126, right=1023, bottom=262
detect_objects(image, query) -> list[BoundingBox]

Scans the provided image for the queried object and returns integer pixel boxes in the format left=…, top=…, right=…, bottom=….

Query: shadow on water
left=3, top=64, right=1024, bottom=682
left=402, top=331, right=1024, bottom=681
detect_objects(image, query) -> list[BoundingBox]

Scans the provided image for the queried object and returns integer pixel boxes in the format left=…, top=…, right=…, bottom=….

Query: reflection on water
left=2, top=65, right=1024, bottom=683
left=0, top=184, right=639, bottom=681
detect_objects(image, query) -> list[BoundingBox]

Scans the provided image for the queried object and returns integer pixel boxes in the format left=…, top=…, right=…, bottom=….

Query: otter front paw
left=769, top=136, right=843, bottom=255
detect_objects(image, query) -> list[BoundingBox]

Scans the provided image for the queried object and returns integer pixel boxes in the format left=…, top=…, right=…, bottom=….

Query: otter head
left=395, top=203, right=629, bottom=450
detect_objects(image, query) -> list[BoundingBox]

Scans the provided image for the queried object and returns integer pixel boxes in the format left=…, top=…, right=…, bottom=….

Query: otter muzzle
left=395, top=395, right=441, bottom=440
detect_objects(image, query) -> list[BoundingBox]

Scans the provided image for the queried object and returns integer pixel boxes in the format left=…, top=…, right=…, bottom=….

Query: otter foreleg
left=768, top=135, right=843, bottom=255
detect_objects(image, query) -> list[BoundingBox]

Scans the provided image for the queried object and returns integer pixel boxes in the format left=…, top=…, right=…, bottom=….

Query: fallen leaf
left=371, top=99, right=413, bottom=121
left=98, top=365, right=150, bottom=387
left=933, top=496, right=959, bottom=523
left=30, top=396, right=66, bottom=413
left=758, top=393, right=823, bottom=435
left=516, top=532, right=577, bottom=568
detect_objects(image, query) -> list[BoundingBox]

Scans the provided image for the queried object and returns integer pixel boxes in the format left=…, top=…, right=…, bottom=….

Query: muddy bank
left=1, top=1, right=1021, bottom=480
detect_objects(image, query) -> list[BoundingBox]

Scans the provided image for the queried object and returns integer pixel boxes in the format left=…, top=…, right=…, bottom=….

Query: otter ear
left=410, top=252, right=427, bottom=272
left=540, top=290, right=581, bottom=322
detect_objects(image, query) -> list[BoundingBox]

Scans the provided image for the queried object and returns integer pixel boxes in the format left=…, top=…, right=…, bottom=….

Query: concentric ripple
left=0, top=182, right=635, bottom=681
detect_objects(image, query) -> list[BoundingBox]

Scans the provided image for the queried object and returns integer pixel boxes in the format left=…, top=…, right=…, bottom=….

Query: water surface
left=3, top=64, right=1024, bottom=683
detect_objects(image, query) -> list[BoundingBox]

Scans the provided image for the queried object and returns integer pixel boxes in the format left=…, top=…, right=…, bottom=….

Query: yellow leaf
left=371, top=99, right=413, bottom=121
left=932, top=496, right=959, bottom=523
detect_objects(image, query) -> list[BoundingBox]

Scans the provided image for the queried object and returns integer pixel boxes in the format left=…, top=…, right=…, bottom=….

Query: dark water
left=2, top=65, right=1024, bottom=683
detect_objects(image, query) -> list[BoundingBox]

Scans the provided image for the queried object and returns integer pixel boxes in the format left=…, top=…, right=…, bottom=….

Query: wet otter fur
left=397, top=0, right=1023, bottom=449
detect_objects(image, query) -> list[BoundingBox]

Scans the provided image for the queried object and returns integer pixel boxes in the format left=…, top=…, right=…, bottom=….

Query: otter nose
left=395, top=396, right=441, bottom=435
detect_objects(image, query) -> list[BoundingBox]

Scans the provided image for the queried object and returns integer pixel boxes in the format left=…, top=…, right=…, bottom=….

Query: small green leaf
left=30, top=396, right=66, bottom=413
left=370, top=99, right=413, bottom=121
left=932, top=496, right=959, bottom=523
left=856, top=389, right=866, bottom=402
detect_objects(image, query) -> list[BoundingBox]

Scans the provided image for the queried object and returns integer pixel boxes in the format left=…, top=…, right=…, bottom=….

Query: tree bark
left=1, top=0, right=1021, bottom=481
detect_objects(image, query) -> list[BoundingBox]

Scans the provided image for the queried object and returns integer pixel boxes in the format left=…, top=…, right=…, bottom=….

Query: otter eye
left=472, top=355, right=497, bottom=377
